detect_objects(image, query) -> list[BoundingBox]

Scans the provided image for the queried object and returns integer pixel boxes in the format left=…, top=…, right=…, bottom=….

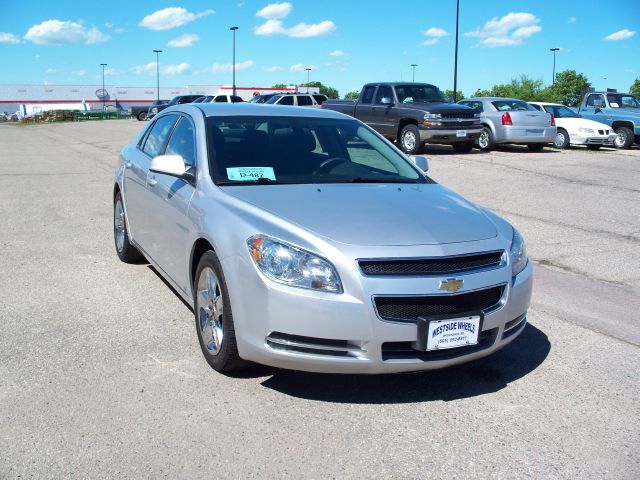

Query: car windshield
left=265, top=96, right=282, bottom=104
left=492, top=100, right=536, bottom=111
left=206, top=116, right=428, bottom=186
left=607, top=94, right=639, bottom=108
left=542, top=105, right=579, bottom=118
left=395, top=84, right=446, bottom=103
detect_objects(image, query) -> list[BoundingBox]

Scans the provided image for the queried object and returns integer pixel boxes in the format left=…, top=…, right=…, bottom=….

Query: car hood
left=556, top=117, right=612, bottom=131
left=222, top=183, right=497, bottom=246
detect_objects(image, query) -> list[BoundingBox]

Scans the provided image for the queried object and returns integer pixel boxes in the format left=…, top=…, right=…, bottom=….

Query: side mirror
left=409, top=155, right=429, bottom=172
left=380, top=97, right=393, bottom=105
left=150, top=154, right=194, bottom=181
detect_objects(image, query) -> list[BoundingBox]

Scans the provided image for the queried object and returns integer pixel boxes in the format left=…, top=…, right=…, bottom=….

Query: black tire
left=136, top=111, right=148, bottom=121
left=194, top=251, right=247, bottom=373
left=478, top=127, right=494, bottom=151
left=452, top=141, right=474, bottom=153
left=586, top=145, right=602, bottom=151
left=113, top=191, right=143, bottom=263
left=399, top=124, right=423, bottom=155
left=613, top=126, right=634, bottom=149
left=553, top=128, right=570, bottom=149
left=527, top=143, right=545, bottom=152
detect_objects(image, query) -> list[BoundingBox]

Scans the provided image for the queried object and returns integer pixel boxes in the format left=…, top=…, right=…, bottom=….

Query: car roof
left=164, top=102, right=350, bottom=119
left=463, top=97, right=527, bottom=102
left=529, top=102, right=562, bottom=106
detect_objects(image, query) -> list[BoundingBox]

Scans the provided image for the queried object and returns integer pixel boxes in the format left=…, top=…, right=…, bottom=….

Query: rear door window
left=278, top=96, right=294, bottom=105
left=214, top=96, right=228, bottom=103
left=297, top=96, right=312, bottom=106
left=312, top=94, right=327, bottom=104
left=142, top=115, right=178, bottom=157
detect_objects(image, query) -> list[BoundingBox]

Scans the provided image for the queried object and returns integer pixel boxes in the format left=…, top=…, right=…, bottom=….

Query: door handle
left=147, top=175, right=157, bottom=187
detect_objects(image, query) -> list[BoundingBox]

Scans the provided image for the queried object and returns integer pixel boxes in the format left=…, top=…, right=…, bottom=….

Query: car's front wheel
left=399, top=124, right=423, bottom=155
left=194, top=251, right=247, bottom=372
left=113, top=191, right=142, bottom=263
left=613, top=126, right=634, bottom=149
left=136, top=111, right=148, bottom=121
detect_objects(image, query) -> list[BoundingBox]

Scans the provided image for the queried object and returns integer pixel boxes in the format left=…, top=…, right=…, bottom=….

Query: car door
left=354, top=86, right=376, bottom=124
left=583, top=94, right=607, bottom=117
left=144, top=115, right=197, bottom=293
left=370, top=85, right=395, bottom=137
left=124, top=114, right=178, bottom=252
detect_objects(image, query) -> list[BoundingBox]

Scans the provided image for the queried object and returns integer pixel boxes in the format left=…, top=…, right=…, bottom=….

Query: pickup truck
left=322, top=82, right=482, bottom=154
left=576, top=91, right=640, bottom=149
left=129, top=100, right=167, bottom=121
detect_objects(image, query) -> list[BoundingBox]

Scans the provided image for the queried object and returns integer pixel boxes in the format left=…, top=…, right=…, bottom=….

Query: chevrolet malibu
left=113, top=103, right=532, bottom=374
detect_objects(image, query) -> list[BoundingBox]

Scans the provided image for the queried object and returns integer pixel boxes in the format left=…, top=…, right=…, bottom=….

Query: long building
left=0, top=83, right=312, bottom=113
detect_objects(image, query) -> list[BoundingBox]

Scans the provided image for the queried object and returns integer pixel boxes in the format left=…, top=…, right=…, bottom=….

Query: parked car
left=576, top=91, right=640, bottom=149
left=323, top=82, right=482, bottom=154
left=191, top=96, right=212, bottom=103
left=265, top=93, right=327, bottom=108
left=529, top=102, right=616, bottom=149
left=130, top=100, right=168, bottom=121
left=113, top=103, right=532, bottom=374
left=205, top=94, right=245, bottom=103
left=458, top=97, right=556, bottom=151
left=148, top=95, right=205, bottom=119
left=248, top=93, right=279, bottom=104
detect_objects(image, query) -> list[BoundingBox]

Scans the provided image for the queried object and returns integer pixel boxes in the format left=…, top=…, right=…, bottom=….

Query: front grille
left=381, top=328, right=498, bottom=361
left=374, top=285, right=505, bottom=323
left=359, top=251, right=504, bottom=276
left=442, top=112, right=477, bottom=119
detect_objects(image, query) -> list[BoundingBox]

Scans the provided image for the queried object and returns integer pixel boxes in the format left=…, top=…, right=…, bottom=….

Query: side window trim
left=140, top=114, right=178, bottom=158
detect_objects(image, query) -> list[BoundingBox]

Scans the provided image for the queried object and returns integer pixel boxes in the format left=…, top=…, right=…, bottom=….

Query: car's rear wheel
left=452, top=141, right=474, bottom=153
left=527, top=144, right=545, bottom=152
left=613, top=126, right=634, bottom=149
left=194, top=251, right=247, bottom=372
left=114, top=192, right=143, bottom=263
left=399, top=124, right=423, bottom=155
left=586, top=145, right=602, bottom=151
left=136, top=111, right=148, bottom=121
left=554, top=128, right=570, bottom=149
left=478, top=127, right=494, bottom=151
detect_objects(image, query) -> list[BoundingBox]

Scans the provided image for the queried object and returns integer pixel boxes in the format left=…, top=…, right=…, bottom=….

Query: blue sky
left=1, top=0, right=638, bottom=97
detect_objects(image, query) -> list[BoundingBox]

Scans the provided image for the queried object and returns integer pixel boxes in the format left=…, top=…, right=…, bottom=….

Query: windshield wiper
left=216, top=177, right=283, bottom=186
left=348, top=177, right=419, bottom=184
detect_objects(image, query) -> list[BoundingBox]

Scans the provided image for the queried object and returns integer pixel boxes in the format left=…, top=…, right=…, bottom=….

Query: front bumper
left=419, top=126, right=482, bottom=144
left=227, top=246, right=533, bottom=374
left=570, top=133, right=616, bottom=146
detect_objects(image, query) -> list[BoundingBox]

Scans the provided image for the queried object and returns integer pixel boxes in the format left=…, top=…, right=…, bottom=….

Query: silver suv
left=265, top=93, right=328, bottom=108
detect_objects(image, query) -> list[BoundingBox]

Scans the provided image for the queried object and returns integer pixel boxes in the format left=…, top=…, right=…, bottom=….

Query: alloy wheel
left=197, top=267, right=224, bottom=355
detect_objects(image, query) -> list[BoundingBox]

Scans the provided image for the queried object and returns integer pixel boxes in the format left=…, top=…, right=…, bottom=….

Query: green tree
left=550, top=70, right=591, bottom=106
left=272, top=83, right=289, bottom=89
left=630, top=78, right=640, bottom=97
left=344, top=91, right=360, bottom=100
left=491, top=75, right=544, bottom=101
left=443, top=89, right=465, bottom=101
left=473, top=88, right=492, bottom=97
left=300, top=81, right=339, bottom=99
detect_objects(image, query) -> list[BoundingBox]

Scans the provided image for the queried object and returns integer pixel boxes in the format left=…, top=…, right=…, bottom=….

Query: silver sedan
left=458, top=97, right=556, bottom=151
left=113, top=103, right=532, bottom=374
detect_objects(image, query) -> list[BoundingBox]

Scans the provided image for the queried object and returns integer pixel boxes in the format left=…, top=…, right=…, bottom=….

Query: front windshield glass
left=542, top=105, right=579, bottom=118
left=607, top=94, right=639, bottom=108
left=395, top=84, right=446, bottom=103
left=206, top=116, right=428, bottom=185
left=265, top=96, right=282, bottom=104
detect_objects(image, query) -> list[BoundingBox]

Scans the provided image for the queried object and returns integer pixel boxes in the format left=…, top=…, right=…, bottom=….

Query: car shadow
left=243, top=324, right=549, bottom=404
left=418, top=144, right=486, bottom=156
left=493, top=145, right=559, bottom=154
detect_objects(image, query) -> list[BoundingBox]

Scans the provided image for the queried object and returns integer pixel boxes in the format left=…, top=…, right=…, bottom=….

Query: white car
left=529, top=102, right=616, bottom=150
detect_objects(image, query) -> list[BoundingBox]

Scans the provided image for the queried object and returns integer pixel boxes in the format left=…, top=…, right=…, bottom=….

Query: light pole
left=153, top=49, right=162, bottom=104
left=230, top=27, right=238, bottom=96
left=453, top=0, right=460, bottom=102
left=550, top=48, right=560, bottom=86
left=100, top=63, right=107, bottom=110
left=305, top=68, right=311, bottom=92
left=410, top=64, right=417, bottom=82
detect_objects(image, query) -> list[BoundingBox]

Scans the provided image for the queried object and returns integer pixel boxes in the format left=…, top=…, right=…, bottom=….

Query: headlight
left=578, top=127, right=595, bottom=134
left=424, top=112, right=442, bottom=120
left=473, top=112, right=480, bottom=118
left=150, top=107, right=158, bottom=114
left=247, top=235, right=343, bottom=293
left=509, top=228, right=528, bottom=277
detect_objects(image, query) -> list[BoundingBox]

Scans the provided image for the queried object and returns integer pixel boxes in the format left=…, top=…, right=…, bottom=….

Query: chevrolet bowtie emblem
left=439, top=278, right=464, bottom=292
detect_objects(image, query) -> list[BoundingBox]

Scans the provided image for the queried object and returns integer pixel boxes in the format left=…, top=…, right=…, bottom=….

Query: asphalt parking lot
left=1, top=120, right=639, bottom=479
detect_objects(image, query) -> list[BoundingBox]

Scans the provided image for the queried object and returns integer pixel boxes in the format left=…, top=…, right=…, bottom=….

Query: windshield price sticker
left=426, top=316, right=480, bottom=351
left=226, top=167, right=276, bottom=182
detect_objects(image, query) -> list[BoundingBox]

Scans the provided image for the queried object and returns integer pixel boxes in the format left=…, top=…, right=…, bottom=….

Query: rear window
left=313, top=94, right=328, bottom=104
left=491, top=100, right=536, bottom=111
left=278, top=96, right=294, bottom=105
left=297, top=96, right=312, bottom=106
left=231, top=96, right=244, bottom=103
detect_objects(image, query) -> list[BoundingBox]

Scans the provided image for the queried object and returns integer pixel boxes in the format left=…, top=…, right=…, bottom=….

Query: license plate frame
left=412, top=312, right=484, bottom=352
left=456, top=130, right=467, bottom=137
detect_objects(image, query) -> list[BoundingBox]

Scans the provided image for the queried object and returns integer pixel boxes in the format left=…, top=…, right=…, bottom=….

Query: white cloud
left=104, top=22, right=114, bottom=29
left=290, top=63, right=317, bottom=73
left=256, top=2, right=293, bottom=20
left=71, top=69, right=86, bottom=76
left=0, top=32, right=21, bottom=44
left=115, top=27, right=124, bottom=33
left=568, top=17, right=577, bottom=24
left=255, top=19, right=286, bottom=35
left=422, top=38, right=439, bottom=46
left=329, top=49, right=345, bottom=57
left=211, top=60, right=255, bottom=73
left=168, top=33, right=199, bottom=47
left=465, top=12, right=541, bottom=47
left=604, top=29, right=636, bottom=41
left=256, top=19, right=335, bottom=37
left=163, top=63, right=190, bottom=75
left=24, top=20, right=109, bottom=45
left=139, top=7, right=214, bottom=31
left=422, top=27, right=448, bottom=46
left=264, top=65, right=284, bottom=72
left=104, top=68, right=121, bottom=76
left=46, top=68, right=56, bottom=74
left=131, top=62, right=156, bottom=75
